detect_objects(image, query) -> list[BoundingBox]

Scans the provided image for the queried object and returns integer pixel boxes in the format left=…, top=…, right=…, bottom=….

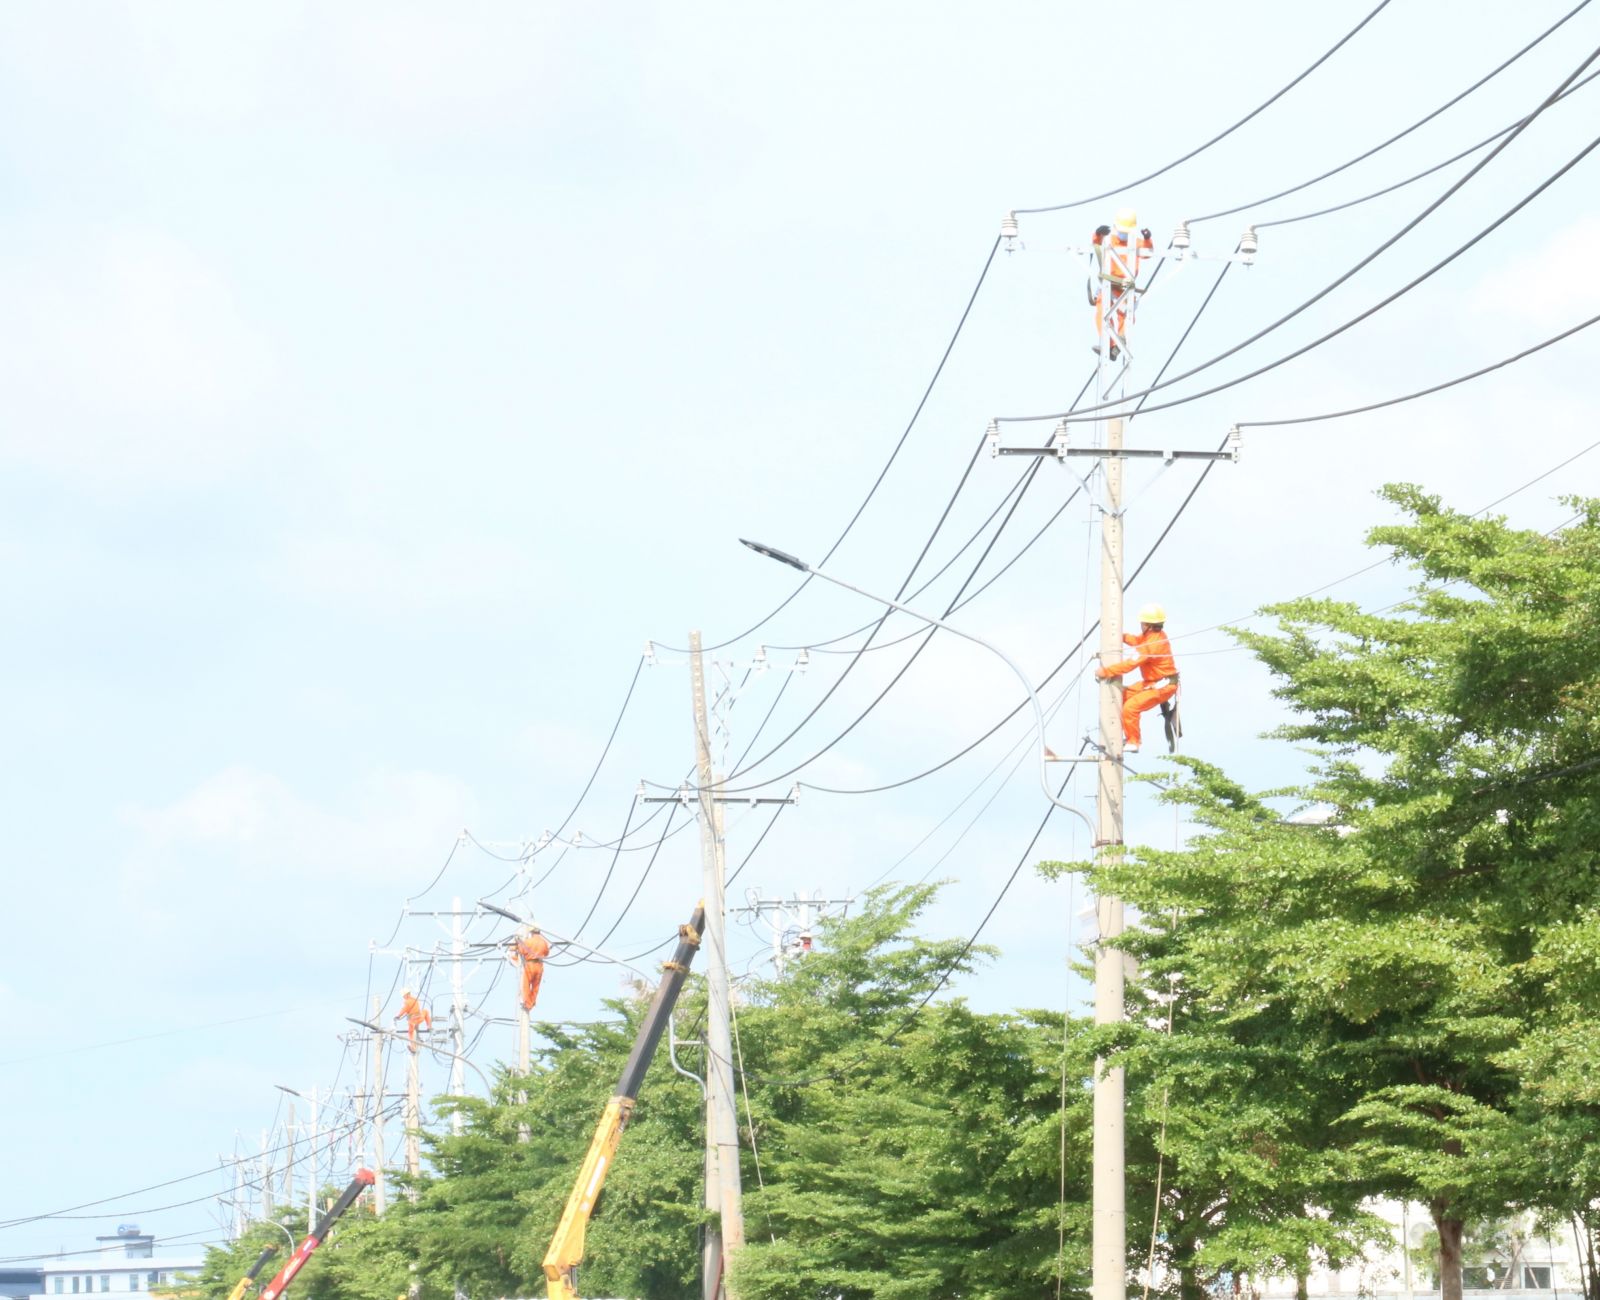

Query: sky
left=2, top=0, right=1598, bottom=1267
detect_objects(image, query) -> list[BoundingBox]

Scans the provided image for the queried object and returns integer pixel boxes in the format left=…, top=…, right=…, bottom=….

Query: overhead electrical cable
left=1012, top=0, right=1395, bottom=215
left=584, top=803, right=682, bottom=955
left=1256, top=66, right=1600, bottom=230
left=712, top=256, right=1234, bottom=799
left=999, top=43, right=1600, bottom=426
left=1236, top=311, right=1600, bottom=427
left=563, top=794, right=640, bottom=944
left=656, top=235, right=1004, bottom=655
left=1188, top=0, right=1593, bottom=224
left=720, top=774, right=1077, bottom=1089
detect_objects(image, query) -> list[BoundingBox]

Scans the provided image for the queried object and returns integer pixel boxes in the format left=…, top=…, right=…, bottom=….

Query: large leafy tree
left=1068, top=488, right=1599, bottom=1300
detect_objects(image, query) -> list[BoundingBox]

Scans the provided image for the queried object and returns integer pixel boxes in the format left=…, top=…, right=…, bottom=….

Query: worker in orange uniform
left=509, top=926, right=552, bottom=1012
left=395, top=989, right=431, bottom=1044
left=1094, top=602, right=1180, bottom=754
left=1089, top=209, right=1154, bottom=360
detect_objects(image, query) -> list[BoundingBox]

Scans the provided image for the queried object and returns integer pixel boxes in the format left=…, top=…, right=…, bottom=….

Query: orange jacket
left=396, top=994, right=431, bottom=1032
left=1101, top=628, right=1176, bottom=685
left=1092, top=227, right=1154, bottom=289
left=515, top=934, right=551, bottom=964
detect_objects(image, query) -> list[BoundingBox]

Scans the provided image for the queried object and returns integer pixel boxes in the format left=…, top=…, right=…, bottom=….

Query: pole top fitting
left=1239, top=227, right=1258, bottom=266
left=1171, top=220, right=1191, bottom=257
left=1227, top=425, right=1242, bottom=462
left=1001, top=211, right=1019, bottom=247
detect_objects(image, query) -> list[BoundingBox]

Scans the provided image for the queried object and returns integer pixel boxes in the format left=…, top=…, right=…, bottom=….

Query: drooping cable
left=655, top=236, right=1003, bottom=654
left=1000, top=44, right=1600, bottom=426
left=1012, top=0, right=1395, bottom=215
left=1237, top=311, right=1600, bottom=427
left=1257, top=67, right=1600, bottom=230
left=1188, top=0, right=1593, bottom=224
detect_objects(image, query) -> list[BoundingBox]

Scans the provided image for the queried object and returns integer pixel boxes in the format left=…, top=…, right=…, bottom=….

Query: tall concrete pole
left=370, top=995, right=388, bottom=1215
left=690, top=631, right=744, bottom=1297
left=305, top=1087, right=319, bottom=1234
left=451, top=897, right=466, bottom=1135
left=405, top=1034, right=421, bottom=1190
left=1093, top=415, right=1127, bottom=1300
left=260, top=1130, right=274, bottom=1220
left=283, top=1099, right=295, bottom=1214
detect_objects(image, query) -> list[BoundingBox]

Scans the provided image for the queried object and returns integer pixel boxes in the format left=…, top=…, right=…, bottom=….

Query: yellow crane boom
left=542, top=903, right=705, bottom=1300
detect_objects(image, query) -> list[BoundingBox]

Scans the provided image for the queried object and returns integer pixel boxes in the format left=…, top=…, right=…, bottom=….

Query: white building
left=1254, top=1201, right=1585, bottom=1300
left=31, top=1227, right=201, bottom=1300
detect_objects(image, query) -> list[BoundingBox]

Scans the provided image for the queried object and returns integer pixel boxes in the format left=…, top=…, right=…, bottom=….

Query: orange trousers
left=520, top=960, right=545, bottom=1012
left=1122, top=681, right=1177, bottom=746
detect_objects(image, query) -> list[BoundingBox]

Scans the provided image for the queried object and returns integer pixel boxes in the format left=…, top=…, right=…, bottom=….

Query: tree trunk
left=1436, top=1212, right=1465, bottom=1300
left=1179, top=1264, right=1204, bottom=1300
left=1295, top=1270, right=1308, bottom=1300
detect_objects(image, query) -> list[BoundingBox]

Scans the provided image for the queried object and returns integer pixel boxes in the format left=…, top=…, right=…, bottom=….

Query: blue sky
left=2, top=0, right=1597, bottom=1263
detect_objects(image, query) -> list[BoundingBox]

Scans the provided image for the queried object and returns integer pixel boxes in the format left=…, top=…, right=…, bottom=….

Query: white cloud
left=122, top=764, right=478, bottom=897
left=268, top=533, right=536, bottom=609
left=0, top=228, right=273, bottom=484
left=1468, top=216, right=1600, bottom=329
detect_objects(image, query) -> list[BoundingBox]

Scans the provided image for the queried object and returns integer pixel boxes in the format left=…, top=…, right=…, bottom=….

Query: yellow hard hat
left=1114, top=208, right=1138, bottom=231
left=1138, top=602, right=1166, bottom=624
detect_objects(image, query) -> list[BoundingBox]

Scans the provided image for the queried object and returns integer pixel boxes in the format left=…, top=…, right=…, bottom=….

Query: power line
left=1256, top=66, right=1600, bottom=231
left=1189, top=0, right=1594, bottom=224
left=1012, top=0, right=1395, bottom=215
left=1000, top=43, right=1600, bottom=427
left=707, top=260, right=1235, bottom=799
left=655, top=235, right=1004, bottom=655
left=1236, top=311, right=1600, bottom=428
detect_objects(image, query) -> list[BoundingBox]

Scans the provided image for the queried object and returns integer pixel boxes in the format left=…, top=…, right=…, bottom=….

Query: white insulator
left=1001, top=211, right=1019, bottom=240
left=635, top=780, right=646, bottom=798
left=1171, top=221, right=1192, bottom=253
left=1239, top=226, right=1258, bottom=265
left=795, top=648, right=810, bottom=672
left=643, top=639, right=656, bottom=664
left=1227, top=425, right=1243, bottom=462
left=1052, top=419, right=1070, bottom=456
left=986, top=417, right=1000, bottom=458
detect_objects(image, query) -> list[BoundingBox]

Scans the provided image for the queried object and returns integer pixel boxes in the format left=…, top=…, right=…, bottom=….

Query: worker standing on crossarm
left=1089, top=210, right=1154, bottom=360
left=395, top=989, right=431, bottom=1044
left=510, top=926, right=552, bottom=1011
left=1095, top=602, right=1180, bottom=754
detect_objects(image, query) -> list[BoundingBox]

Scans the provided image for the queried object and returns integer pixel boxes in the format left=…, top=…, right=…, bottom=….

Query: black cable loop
left=997, top=43, right=1600, bottom=427
left=1012, top=0, right=1395, bottom=215
left=1189, top=0, right=1594, bottom=225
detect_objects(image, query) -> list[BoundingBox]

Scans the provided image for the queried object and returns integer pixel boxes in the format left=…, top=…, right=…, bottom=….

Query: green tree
left=729, top=884, right=1091, bottom=1300
left=1056, top=489, right=1600, bottom=1300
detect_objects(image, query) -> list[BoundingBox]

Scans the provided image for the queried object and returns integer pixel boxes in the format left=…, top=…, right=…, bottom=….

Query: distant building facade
left=27, top=1227, right=200, bottom=1300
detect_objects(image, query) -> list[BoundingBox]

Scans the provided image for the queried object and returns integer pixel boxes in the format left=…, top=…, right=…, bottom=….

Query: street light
left=740, top=538, right=1097, bottom=839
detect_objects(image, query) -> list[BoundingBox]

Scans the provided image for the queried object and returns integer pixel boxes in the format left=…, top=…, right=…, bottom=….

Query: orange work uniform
left=513, top=932, right=552, bottom=1011
left=395, top=993, right=432, bottom=1043
left=1091, top=226, right=1154, bottom=350
left=1097, top=627, right=1178, bottom=748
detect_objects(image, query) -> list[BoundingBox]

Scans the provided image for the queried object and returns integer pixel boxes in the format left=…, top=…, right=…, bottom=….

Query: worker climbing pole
left=1094, top=602, right=1180, bottom=754
left=1087, top=209, right=1153, bottom=363
left=394, top=989, right=431, bottom=1045
left=509, top=925, right=552, bottom=1011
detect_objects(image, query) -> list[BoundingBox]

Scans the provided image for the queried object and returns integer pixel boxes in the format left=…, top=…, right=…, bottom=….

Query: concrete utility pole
left=451, top=897, right=467, bottom=1136
left=283, top=1098, right=296, bottom=1214
left=404, top=987, right=422, bottom=1189
left=1093, top=415, right=1128, bottom=1300
left=305, top=1088, right=319, bottom=1233
left=369, top=995, right=388, bottom=1215
left=259, top=1130, right=274, bottom=1220
left=690, top=631, right=744, bottom=1296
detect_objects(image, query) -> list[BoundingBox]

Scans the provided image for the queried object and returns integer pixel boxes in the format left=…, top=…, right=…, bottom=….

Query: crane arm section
left=541, top=904, right=705, bottom=1300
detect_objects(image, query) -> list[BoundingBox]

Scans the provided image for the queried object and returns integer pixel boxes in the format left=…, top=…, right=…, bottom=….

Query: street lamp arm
left=740, top=538, right=1097, bottom=838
